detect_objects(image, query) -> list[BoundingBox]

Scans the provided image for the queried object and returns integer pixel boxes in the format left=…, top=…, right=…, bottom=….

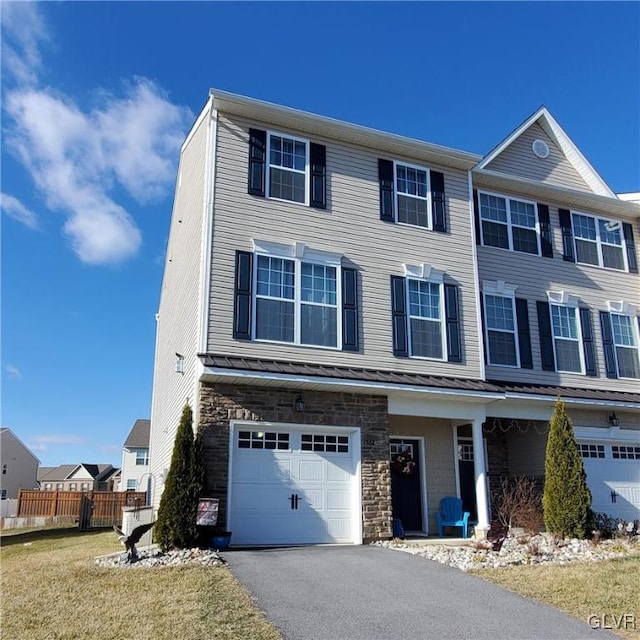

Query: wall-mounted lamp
left=175, top=353, right=184, bottom=374
left=608, top=412, right=620, bottom=427
left=294, top=395, right=305, bottom=413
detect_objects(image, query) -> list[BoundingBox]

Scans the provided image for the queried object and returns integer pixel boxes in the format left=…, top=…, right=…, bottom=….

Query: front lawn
left=0, top=528, right=281, bottom=640
left=471, top=555, right=640, bottom=640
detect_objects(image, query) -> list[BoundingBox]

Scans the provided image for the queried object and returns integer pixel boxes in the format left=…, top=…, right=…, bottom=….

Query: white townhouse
left=120, top=419, right=151, bottom=494
left=0, top=428, right=40, bottom=500
left=149, top=90, right=640, bottom=545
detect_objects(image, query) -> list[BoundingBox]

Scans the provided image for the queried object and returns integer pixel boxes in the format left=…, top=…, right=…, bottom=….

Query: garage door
left=228, top=424, right=360, bottom=546
left=579, top=441, right=640, bottom=521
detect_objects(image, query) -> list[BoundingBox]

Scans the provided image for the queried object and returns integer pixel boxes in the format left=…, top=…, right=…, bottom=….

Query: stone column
left=471, top=418, right=490, bottom=533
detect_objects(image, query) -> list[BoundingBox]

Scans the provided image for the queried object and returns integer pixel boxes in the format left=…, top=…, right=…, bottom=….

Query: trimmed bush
left=542, top=397, right=592, bottom=538
left=155, top=405, right=203, bottom=551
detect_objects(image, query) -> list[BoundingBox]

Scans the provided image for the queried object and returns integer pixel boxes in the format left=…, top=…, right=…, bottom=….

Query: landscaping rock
left=372, top=534, right=640, bottom=572
left=95, top=547, right=224, bottom=569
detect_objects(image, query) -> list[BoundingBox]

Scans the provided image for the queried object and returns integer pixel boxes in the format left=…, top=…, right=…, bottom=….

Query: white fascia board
left=473, top=168, right=640, bottom=219
left=502, top=391, right=640, bottom=410
left=618, top=192, right=640, bottom=202
left=388, top=395, right=487, bottom=421
left=209, top=88, right=480, bottom=170
left=201, top=366, right=500, bottom=402
left=574, top=426, right=640, bottom=443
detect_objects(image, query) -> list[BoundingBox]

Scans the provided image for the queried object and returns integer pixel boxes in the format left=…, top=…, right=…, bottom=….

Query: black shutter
left=248, top=129, right=266, bottom=197
left=310, top=143, right=327, bottom=209
left=558, top=209, right=575, bottom=262
left=473, top=189, right=481, bottom=245
left=233, top=251, right=253, bottom=340
left=444, top=284, right=462, bottom=363
left=379, top=159, right=395, bottom=222
left=390, top=276, right=408, bottom=356
left=622, top=222, right=638, bottom=273
left=599, top=311, right=618, bottom=378
left=341, top=268, right=359, bottom=351
left=536, top=301, right=556, bottom=371
left=479, top=292, right=488, bottom=363
left=515, top=298, right=533, bottom=369
left=537, top=204, right=553, bottom=258
left=430, top=170, right=446, bottom=232
left=579, top=308, right=597, bottom=376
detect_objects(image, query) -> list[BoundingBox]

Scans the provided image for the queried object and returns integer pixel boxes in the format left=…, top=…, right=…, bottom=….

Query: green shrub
left=542, top=398, right=592, bottom=539
left=155, top=405, right=203, bottom=551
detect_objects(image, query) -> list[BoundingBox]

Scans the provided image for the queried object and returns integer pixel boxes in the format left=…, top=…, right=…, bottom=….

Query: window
left=612, top=445, right=640, bottom=460
left=610, top=314, right=640, bottom=379
left=0, top=489, right=6, bottom=500
left=255, top=254, right=338, bottom=348
left=484, top=294, right=518, bottom=367
left=81, top=483, right=90, bottom=492
left=135, top=449, right=149, bottom=466
left=572, top=213, right=626, bottom=271
left=407, top=278, right=444, bottom=360
left=301, top=434, right=349, bottom=453
left=56, top=483, right=64, bottom=491
left=550, top=303, right=584, bottom=373
left=579, top=443, right=605, bottom=459
left=267, top=133, right=308, bottom=204
left=2, top=464, right=6, bottom=475
left=479, top=192, right=540, bottom=255
left=44, top=483, right=52, bottom=490
left=69, top=483, right=77, bottom=491
left=396, top=163, right=429, bottom=227
left=238, top=430, right=290, bottom=450
left=126, top=479, right=137, bottom=491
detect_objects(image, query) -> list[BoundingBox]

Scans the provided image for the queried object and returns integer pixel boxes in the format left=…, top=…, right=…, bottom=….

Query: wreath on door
left=391, top=448, right=416, bottom=478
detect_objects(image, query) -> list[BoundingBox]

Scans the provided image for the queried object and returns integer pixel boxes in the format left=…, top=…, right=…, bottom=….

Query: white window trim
left=406, top=273, right=446, bottom=362
left=571, top=211, right=628, bottom=272
left=609, top=312, right=640, bottom=380
left=482, top=281, right=520, bottom=368
left=251, top=241, right=343, bottom=350
left=478, top=190, right=541, bottom=256
left=546, top=291, right=585, bottom=375
left=394, top=160, right=433, bottom=229
left=266, top=131, right=310, bottom=206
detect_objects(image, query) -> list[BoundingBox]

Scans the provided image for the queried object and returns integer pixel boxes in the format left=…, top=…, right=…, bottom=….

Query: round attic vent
left=532, top=139, right=550, bottom=159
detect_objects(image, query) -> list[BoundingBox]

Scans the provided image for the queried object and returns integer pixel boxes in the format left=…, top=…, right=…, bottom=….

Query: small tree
left=543, top=398, right=592, bottom=539
left=155, top=404, right=201, bottom=550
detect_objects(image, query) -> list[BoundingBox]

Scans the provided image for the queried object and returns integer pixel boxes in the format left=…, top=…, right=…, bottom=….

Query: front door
left=457, top=438, right=477, bottom=521
left=390, top=438, right=423, bottom=532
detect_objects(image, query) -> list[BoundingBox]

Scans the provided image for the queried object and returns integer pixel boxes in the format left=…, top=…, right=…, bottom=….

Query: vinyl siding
left=485, top=122, right=593, bottom=193
left=476, top=180, right=640, bottom=393
left=0, top=430, right=39, bottom=498
left=207, top=114, right=482, bottom=380
left=149, top=112, right=209, bottom=508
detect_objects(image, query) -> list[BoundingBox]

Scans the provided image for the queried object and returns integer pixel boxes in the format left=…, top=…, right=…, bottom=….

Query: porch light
left=294, top=395, right=305, bottom=412
left=608, top=412, right=619, bottom=427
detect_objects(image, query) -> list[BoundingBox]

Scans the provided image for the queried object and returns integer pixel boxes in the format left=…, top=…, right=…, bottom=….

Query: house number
left=364, top=439, right=376, bottom=446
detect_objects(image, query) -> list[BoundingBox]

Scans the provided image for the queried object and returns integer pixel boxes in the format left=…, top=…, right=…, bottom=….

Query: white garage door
left=228, top=424, right=360, bottom=546
left=579, top=441, right=640, bottom=521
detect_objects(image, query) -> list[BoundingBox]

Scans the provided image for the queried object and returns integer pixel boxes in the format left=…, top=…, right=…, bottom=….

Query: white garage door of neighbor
left=579, top=441, right=640, bottom=521
left=228, top=425, right=360, bottom=546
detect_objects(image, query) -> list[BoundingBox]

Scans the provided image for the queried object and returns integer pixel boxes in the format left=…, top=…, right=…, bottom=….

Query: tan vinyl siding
left=149, top=113, right=209, bottom=507
left=485, top=122, right=593, bottom=193
left=207, top=114, right=482, bottom=380
left=570, top=408, right=640, bottom=431
left=476, top=181, right=640, bottom=393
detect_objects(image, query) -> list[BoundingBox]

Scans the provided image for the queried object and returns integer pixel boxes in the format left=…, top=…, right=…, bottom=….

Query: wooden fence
left=17, top=490, right=146, bottom=528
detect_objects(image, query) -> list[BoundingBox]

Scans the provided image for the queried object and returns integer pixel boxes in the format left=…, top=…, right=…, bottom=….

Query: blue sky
left=2, top=2, right=639, bottom=469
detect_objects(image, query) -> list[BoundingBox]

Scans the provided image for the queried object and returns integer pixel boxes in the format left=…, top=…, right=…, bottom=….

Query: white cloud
left=0, top=193, right=40, bottom=230
left=5, top=364, right=22, bottom=379
left=28, top=434, right=87, bottom=452
left=2, top=5, right=193, bottom=265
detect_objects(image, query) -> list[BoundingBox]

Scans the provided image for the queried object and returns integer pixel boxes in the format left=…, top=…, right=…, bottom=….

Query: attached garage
left=228, top=422, right=362, bottom=546
left=577, top=429, right=640, bottom=522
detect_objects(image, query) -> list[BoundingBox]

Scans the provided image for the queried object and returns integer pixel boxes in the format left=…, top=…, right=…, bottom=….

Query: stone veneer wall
left=197, top=383, right=392, bottom=541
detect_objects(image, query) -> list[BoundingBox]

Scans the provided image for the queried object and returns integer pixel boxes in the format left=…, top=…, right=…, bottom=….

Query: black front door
left=457, top=438, right=478, bottom=521
left=390, top=438, right=423, bottom=532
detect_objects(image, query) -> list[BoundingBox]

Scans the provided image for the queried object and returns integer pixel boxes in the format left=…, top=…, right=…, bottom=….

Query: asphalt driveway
left=223, top=545, right=614, bottom=640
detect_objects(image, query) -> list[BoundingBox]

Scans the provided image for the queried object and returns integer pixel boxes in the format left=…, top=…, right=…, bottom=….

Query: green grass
left=1, top=528, right=281, bottom=640
left=471, top=555, right=640, bottom=640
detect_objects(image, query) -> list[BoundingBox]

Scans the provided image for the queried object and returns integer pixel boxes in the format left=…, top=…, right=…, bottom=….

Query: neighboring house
left=38, top=464, right=120, bottom=492
left=149, top=90, right=640, bottom=547
left=0, top=428, right=40, bottom=499
left=120, top=419, right=151, bottom=493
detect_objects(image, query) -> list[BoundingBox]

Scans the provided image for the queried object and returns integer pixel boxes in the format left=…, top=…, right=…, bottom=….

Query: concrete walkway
left=223, top=545, right=615, bottom=640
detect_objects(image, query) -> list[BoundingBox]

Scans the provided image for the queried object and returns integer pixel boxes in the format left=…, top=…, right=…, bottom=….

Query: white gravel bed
left=373, top=534, right=640, bottom=572
left=95, top=547, right=225, bottom=569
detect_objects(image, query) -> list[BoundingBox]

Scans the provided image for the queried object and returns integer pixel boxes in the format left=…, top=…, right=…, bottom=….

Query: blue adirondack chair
left=435, top=497, right=470, bottom=538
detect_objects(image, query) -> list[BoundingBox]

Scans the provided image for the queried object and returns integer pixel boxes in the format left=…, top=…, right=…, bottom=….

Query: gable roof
left=476, top=106, right=616, bottom=198
left=0, top=427, right=41, bottom=464
left=38, top=463, right=117, bottom=482
left=38, top=464, right=80, bottom=482
left=124, top=418, right=150, bottom=448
